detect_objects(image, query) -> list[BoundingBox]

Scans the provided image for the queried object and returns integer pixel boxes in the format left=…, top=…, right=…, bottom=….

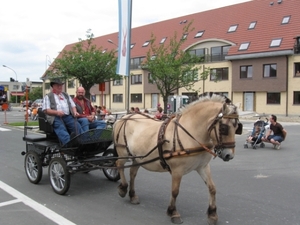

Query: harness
left=115, top=104, right=242, bottom=172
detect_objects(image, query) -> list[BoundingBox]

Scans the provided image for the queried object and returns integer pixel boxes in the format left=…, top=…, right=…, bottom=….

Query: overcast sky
left=0, top=0, right=250, bottom=82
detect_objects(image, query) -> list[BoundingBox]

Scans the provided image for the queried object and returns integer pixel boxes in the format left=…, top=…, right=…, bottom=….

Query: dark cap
left=50, top=78, right=65, bottom=87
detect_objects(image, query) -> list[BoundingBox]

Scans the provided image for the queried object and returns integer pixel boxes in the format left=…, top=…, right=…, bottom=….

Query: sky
left=0, top=0, right=250, bottom=82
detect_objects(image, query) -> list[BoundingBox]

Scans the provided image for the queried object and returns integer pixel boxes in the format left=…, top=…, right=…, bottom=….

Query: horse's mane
left=179, top=94, right=237, bottom=115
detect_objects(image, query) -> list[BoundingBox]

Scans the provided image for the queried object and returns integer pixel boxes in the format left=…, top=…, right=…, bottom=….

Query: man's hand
left=87, top=115, right=94, bottom=122
left=56, top=110, right=64, bottom=117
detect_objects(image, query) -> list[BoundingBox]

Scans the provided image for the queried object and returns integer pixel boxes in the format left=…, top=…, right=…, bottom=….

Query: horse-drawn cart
left=21, top=110, right=120, bottom=195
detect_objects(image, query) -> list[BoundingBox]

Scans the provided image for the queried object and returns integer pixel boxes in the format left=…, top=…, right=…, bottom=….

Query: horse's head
left=208, top=102, right=242, bottom=161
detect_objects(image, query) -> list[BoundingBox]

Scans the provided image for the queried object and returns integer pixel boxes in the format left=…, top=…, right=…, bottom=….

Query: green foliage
left=142, top=21, right=209, bottom=112
left=28, top=87, right=43, bottom=101
left=47, top=30, right=120, bottom=98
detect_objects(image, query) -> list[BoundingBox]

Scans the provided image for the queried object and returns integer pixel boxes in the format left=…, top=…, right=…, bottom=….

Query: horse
left=113, top=95, right=242, bottom=224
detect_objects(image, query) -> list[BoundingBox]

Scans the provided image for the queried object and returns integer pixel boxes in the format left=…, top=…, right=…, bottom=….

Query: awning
left=11, top=92, right=25, bottom=96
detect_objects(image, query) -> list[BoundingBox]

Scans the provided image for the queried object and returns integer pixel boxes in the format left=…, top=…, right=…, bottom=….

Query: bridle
left=208, top=104, right=242, bottom=157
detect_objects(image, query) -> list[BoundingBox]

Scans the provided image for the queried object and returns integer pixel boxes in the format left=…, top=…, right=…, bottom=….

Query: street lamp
left=45, top=55, right=52, bottom=71
left=3, top=65, right=18, bottom=104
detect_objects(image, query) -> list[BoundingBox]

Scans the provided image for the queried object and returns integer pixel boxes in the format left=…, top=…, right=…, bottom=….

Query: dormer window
left=182, top=33, right=188, bottom=40
left=195, top=30, right=204, bottom=38
left=142, top=41, right=150, bottom=47
left=131, top=44, right=135, bottom=49
left=248, top=21, right=257, bottom=29
left=228, top=25, right=238, bottom=33
left=270, top=38, right=282, bottom=47
left=282, top=16, right=290, bottom=24
left=239, top=42, right=250, bottom=51
left=160, top=37, right=167, bottom=44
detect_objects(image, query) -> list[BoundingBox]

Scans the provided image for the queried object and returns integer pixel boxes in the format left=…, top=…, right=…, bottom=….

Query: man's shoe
left=276, top=144, right=281, bottom=150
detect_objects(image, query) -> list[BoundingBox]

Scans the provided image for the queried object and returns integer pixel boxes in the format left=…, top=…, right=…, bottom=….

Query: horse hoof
left=171, top=215, right=183, bottom=224
left=207, top=217, right=218, bottom=225
left=130, top=196, right=140, bottom=204
left=118, top=185, right=127, bottom=198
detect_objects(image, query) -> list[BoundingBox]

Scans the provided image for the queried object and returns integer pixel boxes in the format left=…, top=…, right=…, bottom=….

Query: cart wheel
left=260, top=143, right=265, bottom=148
left=102, top=149, right=120, bottom=181
left=48, top=157, right=70, bottom=195
left=24, top=151, right=43, bottom=184
left=244, top=144, right=248, bottom=148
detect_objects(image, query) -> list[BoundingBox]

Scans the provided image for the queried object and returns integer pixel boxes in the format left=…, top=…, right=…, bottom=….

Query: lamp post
left=3, top=65, right=18, bottom=104
left=45, top=55, right=52, bottom=71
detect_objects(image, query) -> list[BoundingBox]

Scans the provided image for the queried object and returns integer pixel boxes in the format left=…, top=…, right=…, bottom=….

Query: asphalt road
left=0, top=109, right=299, bottom=225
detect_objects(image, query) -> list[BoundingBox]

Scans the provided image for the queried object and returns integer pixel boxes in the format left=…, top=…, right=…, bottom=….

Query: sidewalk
left=238, top=111, right=300, bottom=123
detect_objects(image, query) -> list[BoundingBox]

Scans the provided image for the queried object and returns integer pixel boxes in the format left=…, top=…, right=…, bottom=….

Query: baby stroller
left=244, top=118, right=268, bottom=149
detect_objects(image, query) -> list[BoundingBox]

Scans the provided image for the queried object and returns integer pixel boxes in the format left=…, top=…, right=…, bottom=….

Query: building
left=43, top=0, right=300, bottom=115
left=0, top=80, right=43, bottom=103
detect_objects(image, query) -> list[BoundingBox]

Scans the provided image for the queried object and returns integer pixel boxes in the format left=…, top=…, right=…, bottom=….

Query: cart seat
left=23, top=134, right=47, bottom=142
left=38, top=108, right=58, bottom=139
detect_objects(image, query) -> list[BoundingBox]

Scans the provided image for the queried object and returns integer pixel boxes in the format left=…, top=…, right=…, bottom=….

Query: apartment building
left=43, top=0, right=300, bottom=115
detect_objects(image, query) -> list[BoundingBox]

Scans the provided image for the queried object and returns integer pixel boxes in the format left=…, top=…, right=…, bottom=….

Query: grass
left=8, top=121, right=39, bottom=126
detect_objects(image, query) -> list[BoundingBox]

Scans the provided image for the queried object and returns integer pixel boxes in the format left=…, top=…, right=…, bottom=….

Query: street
left=0, top=108, right=299, bottom=225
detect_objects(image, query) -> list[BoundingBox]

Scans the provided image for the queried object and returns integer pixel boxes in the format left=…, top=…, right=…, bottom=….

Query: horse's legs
left=167, top=172, right=183, bottom=224
left=197, top=164, right=218, bottom=225
left=128, top=161, right=140, bottom=204
left=116, top=158, right=128, bottom=198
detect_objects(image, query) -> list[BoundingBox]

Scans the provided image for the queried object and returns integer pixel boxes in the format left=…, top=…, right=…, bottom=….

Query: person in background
left=262, top=114, right=287, bottom=150
left=42, top=78, right=83, bottom=146
left=130, top=107, right=135, bottom=113
left=134, top=107, right=140, bottom=113
left=155, top=106, right=164, bottom=120
left=31, top=107, right=38, bottom=120
left=73, top=87, right=106, bottom=132
left=102, top=105, right=108, bottom=114
left=105, top=110, right=116, bottom=124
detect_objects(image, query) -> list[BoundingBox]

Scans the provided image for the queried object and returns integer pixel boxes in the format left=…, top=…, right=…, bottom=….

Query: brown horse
left=113, top=95, right=242, bottom=224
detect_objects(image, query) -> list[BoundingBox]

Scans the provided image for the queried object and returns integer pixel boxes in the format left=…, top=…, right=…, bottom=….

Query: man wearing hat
left=42, top=78, right=84, bottom=146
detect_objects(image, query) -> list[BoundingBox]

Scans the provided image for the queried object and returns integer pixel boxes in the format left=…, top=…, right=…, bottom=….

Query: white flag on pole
left=117, top=0, right=132, bottom=76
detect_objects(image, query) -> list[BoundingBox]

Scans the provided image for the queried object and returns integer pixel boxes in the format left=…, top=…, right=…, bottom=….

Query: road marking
left=0, top=180, right=76, bottom=225
left=0, top=199, right=22, bottom=207
left=0, top=127, right=11, bottom=131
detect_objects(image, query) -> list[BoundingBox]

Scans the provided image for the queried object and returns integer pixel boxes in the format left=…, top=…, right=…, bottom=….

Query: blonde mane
left=179, top=94, right=237, bottom=115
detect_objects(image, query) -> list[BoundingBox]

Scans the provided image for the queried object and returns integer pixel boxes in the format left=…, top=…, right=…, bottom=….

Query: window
left=142, top=41, right=150, bottom=47
left=210, top=68, right=229, bottom=81
left=160, top=37, right=167, bottom=44
left=248, top=21, right=257, bottom=29
left=195, top=30, right=204, bottom=38
left=263, top=64, right=277, bottom=77
left=184, top=70, right=198, bottom=81
left=228, top=25, right=238, bottom=33
left=293, top=91, right=300, bottom=104
left=131, top=94, right=142, bottom=103
left=182, top=33, right=188, bottom=40
left=113, top=94, right=123, bottom=103
left=240, top=66, right=253, bottom=78
left=295, top=63, right=300, bottom=77
left=113, top=79, right=123, bottom=86
left=239, top=42, right=250, bottom=51
left=130, top=57, right=145, bottom=69
left=281, top=16, right=290, bottom=24
left=45, top=83, right=50, bottom=90
left=189, top=48, right=205, bottom=57
left=12, top=85, right=19, bottom=90
left=270, top=38, right=282, bottom=47
left=148, top=73, right=155, bottom=84
left=131, top=74, right=142, bottom=84
left=131, top=44, right=135, bottom=49
left=68, top=80, right=75, bottom=88
left=102, top=49, right=107, bottom=53
left=211, top=46, right=230, bottom=62
left=267, top=93, right=280, bottom=104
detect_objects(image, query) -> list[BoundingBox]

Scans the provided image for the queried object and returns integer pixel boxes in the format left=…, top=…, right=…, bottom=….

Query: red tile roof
left=61, top=0, right=300, bottom=61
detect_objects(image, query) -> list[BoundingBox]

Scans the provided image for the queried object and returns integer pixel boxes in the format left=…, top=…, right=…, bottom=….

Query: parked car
left=32, top=99, right=43, bottom=108
left=22, top=100, right=32, bottom=108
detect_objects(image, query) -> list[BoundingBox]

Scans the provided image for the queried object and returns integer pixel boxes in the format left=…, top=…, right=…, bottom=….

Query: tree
left=28, top=86, right=43, bottom=101
left=142, top=22, right=209, bottom=113
left=47, top=30, right=120, bottom=98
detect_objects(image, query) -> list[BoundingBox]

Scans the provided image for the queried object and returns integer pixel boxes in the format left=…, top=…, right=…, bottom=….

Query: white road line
left=0, top=127, right=11, bottom=131
left=0, top=199, right=22, bottom=207
left=0, top=181, right=76, bottom=225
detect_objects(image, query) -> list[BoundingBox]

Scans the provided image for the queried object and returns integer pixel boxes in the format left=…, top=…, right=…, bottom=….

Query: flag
left=117, top=0, right=132, bottom=76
